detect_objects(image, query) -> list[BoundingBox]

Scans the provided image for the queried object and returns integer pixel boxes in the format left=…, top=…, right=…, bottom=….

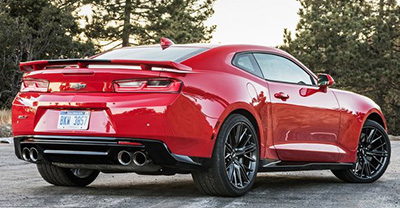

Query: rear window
left=94, top=46, right=208, bottom=62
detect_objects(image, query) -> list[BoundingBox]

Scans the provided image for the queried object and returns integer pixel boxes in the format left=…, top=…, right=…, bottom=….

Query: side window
left=232, top=53, right=263, bottom=78
left=253, top=53, right=314, bottom=85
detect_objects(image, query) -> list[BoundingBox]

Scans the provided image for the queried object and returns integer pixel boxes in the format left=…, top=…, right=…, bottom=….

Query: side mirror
left=318, top=74, right=335, bottom=88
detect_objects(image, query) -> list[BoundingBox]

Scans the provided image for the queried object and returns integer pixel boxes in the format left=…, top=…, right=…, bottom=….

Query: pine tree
left=281, top=0, right=400, bottom=135
left=81, top=0, right=216, bottom=47
left=0, top=0, right=96, bottom=108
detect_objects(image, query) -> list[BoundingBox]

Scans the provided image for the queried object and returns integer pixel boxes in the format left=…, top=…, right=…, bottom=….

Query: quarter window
left=253, top=53, right=314, bottom=85
left=232, top=53, right=263, bottom=78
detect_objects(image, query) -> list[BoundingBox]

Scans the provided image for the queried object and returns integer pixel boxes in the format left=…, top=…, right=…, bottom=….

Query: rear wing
left=19, top=59, right=192, bottom=72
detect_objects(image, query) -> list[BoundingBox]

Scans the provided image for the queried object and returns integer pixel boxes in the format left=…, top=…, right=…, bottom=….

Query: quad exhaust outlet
left=117, top=150, right=149, bottom=166
left=22, top=147, right=39, bottom=162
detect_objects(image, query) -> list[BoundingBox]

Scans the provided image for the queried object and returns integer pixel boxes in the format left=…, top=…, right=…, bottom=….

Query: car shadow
left=27, top=173, right=346, bottom=198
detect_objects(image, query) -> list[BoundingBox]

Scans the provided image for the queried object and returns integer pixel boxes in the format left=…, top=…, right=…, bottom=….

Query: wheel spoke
left=234, top=124, right=242, bottom=147
left=366, top=161, right=372, bottom=176
left=369, top=135, right=382, bottom=146
left=232, top=167, right=237, bottom=184
left=238, top=134, right=252, bottom=149
left=366, top=128, right=376, bottom=143
left=360, top=161, right=365, bottom=177
left=372, top=156, right=383, bottom=165
left=235, top=143, right=256, bottom=156
left=244, top=155, right=256, bottom=162
left=353, top=161, right=359, bottom=174
left=360, top=133, right=366, bottom=143
left=236, top=165, right=243, bottom=187
left=366, top=150, right=388, bottom=157
left=371, top=142, right=387, bottom=151
left=225, top=158, right=234, bottom=167
left=225, top=143, right=233, bottom=153
left=244, top=143, right=257, bottom=154
left=369, top=162, right=378, bottom=172
left=239, top=163, right=250, bottom=182
left=237, top=128, right=248, bottom=147
left=227, top=163, right=234, bottom=181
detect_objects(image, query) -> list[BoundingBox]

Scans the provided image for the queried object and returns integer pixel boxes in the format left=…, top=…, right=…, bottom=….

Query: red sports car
left=12, top=39, right=391, bottom=196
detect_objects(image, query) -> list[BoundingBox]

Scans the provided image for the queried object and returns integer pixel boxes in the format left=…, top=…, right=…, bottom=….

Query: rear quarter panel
left=162, top=45, right=278, bottom=159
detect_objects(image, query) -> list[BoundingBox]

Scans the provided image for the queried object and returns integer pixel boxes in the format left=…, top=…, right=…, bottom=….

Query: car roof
left=121, top=43, right=285, bottom=53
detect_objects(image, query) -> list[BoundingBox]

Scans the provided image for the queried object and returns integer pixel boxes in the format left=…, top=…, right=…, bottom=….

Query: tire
left=332, top=119, right=391, bottom=183
left=37, top=163, right=99, bottom=187
left=192, top=114, right=259, bottom=196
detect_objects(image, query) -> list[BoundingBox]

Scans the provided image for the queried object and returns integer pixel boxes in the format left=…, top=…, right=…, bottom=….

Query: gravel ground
left=0, top=125, right=12, bottom=138
left=0, top=142, right=399, bottom=208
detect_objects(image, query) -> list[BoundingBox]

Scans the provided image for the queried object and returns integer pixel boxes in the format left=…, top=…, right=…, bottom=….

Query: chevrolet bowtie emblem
left=69, top=83, right=87, bottom=90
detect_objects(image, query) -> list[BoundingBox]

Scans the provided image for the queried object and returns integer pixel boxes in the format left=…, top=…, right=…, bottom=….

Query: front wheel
left=332, top=120, right=391, bottom=183
left=192, top=114, right=259, bottom=196
left=37, top=163, right=99, bottom=187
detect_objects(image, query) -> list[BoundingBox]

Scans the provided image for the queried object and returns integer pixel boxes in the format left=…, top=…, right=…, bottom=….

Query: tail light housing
left=114, top=78, right=182, bottom=93
left=21, top=79, right=49, bottom=92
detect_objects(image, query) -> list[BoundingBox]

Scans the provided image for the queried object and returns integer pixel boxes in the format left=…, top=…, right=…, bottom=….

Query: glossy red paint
left=160, top=37, right=175, bottom=50
left=12, top=44, right=386, bottom=164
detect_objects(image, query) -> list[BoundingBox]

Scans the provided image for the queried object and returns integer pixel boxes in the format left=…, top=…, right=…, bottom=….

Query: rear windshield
left=94, top=46, right=208, bottom=62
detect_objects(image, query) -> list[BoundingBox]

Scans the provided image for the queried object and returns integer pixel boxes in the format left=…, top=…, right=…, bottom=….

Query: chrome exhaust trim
left=29, top=147, right=39, bottom=162
left=22, top=147, right=31, bottom=161
left=132, top=151, right=148, bottom=167
left=117, top=150, right=132, bottom=166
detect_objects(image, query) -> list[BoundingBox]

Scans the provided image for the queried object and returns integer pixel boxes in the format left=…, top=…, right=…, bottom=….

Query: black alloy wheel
left=192, top=114, right=259, bottom=196
left=224, top=121, right=258, bottom=189
left=332, top=120, right=390, bottom=183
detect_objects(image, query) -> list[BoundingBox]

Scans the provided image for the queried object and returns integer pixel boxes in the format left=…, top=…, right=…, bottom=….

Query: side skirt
left=258, top=159, right=354, bottom=172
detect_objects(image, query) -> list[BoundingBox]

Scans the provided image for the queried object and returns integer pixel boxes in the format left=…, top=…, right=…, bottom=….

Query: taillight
left=114, top=78, right=182, bottom=93
left=21, top=79, right=49, bottom=92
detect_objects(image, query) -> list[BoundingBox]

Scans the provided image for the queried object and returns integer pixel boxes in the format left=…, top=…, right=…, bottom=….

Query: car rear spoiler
left=19, top=59, right=192, bottom=72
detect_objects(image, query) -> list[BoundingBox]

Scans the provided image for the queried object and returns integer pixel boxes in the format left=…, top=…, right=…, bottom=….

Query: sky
left=205, top=0, right=400, bottom=47
left=205, top=0, right=301, bottom=47
left=81, top=0, right=400, bottom=48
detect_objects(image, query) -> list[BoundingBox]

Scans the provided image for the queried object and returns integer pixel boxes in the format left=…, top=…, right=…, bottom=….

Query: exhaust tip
left=117, top=150, right=132, bottom=166
left=22, top=147, right=31, bottom=161
left=132, top=151, right=148, bottom=167
left=30, top=147, right=39, bottom=162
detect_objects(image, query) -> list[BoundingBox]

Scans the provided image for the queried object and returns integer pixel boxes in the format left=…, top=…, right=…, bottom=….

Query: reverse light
left=21, top=79, right=49, bottom=92
left=114, top=78, right=182, bottom=93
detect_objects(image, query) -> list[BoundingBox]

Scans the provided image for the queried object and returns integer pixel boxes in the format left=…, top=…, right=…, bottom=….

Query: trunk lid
left=19, top=59, right=192, bottom=93
left=24, top=68, right=161, bottom=93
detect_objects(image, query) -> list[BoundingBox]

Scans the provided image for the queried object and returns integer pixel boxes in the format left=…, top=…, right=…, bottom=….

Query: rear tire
left=332, top=120, right=390, bottom=183
left=192, top=114, right=259, bottom=196
left=37, top=163, right=99, bottom=187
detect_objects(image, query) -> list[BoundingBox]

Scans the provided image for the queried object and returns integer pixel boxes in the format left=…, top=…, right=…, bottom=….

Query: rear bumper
left=14, top=135, right=211, bottom=173
left=12, top=92, right=218, bottom=158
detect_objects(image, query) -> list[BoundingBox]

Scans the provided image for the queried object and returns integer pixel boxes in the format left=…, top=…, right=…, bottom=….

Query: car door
left=253, top=53, right=342, bottom=162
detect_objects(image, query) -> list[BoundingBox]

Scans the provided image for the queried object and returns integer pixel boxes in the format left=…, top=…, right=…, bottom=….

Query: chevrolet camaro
left=12, top=38, right=391, bottom=196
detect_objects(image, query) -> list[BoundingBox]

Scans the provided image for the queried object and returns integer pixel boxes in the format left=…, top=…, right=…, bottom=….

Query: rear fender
left=212, top=102, right=276, bottom=160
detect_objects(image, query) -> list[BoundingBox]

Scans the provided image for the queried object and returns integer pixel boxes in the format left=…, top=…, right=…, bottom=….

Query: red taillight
left=21, top=79, right=49, bottom=92
left=114, top=78, right=182, bottom=93
left=117, top=141, right=143, bottom=146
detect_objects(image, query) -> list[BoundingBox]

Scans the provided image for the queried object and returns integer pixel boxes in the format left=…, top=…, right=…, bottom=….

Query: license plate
left=57, top=111, right=90, bottom=130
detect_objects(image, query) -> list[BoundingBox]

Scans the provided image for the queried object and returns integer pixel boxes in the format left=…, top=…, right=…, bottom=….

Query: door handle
left=274, top=92, right=290, bottom=100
